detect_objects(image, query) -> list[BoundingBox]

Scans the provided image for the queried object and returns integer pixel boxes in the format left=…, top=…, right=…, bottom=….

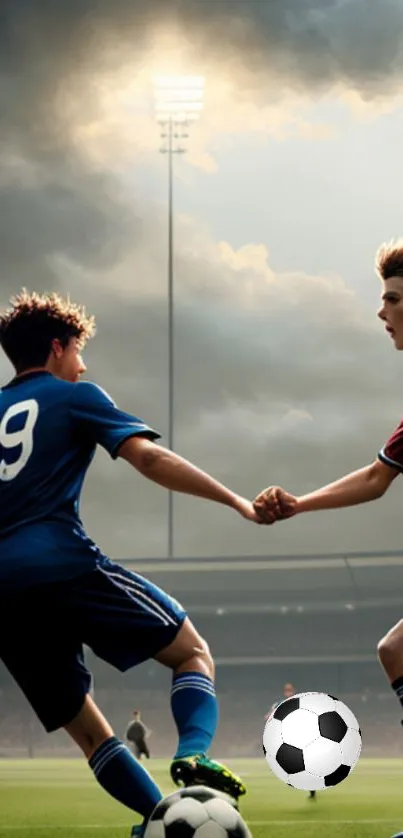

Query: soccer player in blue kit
left=0, top=290, right=270, bottom=837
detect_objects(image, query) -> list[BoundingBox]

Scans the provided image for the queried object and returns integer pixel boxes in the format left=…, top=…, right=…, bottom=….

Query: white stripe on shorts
left=103, top=569, right=179, bottom=627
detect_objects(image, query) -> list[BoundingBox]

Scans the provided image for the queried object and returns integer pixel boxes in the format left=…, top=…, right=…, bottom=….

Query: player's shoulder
left=36, top=376, right=106, bottom=407
left=70, top=380, right=116, bottom=407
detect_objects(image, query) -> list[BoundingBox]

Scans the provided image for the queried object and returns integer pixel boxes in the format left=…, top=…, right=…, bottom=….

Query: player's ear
left=50, top=338, right=64, bottom=359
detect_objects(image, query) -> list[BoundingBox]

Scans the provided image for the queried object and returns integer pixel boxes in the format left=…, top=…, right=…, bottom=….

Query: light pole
left=153, top=75, right=205, bottom=559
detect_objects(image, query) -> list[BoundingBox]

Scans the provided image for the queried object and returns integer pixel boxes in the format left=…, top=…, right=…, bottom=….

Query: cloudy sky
left=1, top=0, right=403, bottom=559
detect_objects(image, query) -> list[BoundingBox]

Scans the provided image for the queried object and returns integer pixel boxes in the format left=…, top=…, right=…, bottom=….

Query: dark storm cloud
left=0, top=0, right=401, bottom=288
left=0, top=172, right=141, bottom=293
left=1, top=0, right=403, bottom=161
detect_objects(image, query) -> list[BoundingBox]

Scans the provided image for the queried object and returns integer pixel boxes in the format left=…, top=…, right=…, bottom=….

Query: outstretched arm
left=69, top=382, right=272, bottom=523
left=254, top=415, right=403, bottom=521
left=297, top=460, right=399, bottom=512
left=254, top=460, right=399, bottom=520
left=117, top=436, right=266, bottom=523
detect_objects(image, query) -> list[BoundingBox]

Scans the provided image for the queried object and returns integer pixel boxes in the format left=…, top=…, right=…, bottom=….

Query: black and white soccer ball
left=144, top=786, right=252, bottom=838
left=263, top=691, right=362, bottom=791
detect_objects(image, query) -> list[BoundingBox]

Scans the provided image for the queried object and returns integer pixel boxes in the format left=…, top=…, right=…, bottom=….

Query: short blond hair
left=0, top=289, right=96, bottom=372
left=375, top=239, right=403, bottom=281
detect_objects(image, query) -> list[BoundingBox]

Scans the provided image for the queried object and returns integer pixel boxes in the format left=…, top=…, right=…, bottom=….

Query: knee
left=377, top=620, right=403, bottom=663
left=181, top=631, right=215, bottom=680
left=195, top=636, right=215, bottom=680
left=156, top=617, right=215, bottom=679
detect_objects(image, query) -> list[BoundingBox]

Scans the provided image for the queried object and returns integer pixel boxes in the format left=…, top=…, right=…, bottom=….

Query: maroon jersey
left=378, top=421, right=403, bottom=471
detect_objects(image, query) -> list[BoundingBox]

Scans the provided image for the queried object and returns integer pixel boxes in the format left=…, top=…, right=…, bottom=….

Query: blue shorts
left=0, top=561, right=186, bottom=732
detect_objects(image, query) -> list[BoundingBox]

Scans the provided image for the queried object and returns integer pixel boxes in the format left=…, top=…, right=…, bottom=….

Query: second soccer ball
left=263, top=691, right=362, bottom=791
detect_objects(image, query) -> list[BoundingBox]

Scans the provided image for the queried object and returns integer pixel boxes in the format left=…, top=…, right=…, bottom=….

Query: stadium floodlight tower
left=153, top=75, right=205, bottom=559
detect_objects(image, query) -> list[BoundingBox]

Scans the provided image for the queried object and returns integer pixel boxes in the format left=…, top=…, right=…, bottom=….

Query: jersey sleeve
left=378, top=419, right=403, bottom=472
left=69, top=381, right=161, bottom=458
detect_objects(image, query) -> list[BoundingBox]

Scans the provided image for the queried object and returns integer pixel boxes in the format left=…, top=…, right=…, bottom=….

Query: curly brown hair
left=375, top=238, right=403, bottom=281
left=0, top=289, right=96, bottom=372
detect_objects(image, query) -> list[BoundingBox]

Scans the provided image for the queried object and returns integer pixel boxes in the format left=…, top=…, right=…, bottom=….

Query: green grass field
left=0, top=758, right=402, bottom=838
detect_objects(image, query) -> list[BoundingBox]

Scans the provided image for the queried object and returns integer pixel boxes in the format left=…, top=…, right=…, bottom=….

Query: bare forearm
left=297, top=465, right=383, bottom=513
left=138, top=447, right=239, bottom=509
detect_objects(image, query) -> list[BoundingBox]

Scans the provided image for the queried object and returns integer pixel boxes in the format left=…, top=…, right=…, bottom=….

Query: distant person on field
left=126, top=710, right=151, bottom=761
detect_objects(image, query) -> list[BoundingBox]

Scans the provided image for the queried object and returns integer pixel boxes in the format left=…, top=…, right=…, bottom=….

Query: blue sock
left=89, top=737, right=162, bottom=819
left=171, top=671, right=219, bottom=759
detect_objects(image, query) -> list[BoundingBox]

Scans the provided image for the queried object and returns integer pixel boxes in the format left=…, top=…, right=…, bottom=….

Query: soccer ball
left=263, top=691, right=362, bottom=791
left=144, top=786, right=252, bottom=837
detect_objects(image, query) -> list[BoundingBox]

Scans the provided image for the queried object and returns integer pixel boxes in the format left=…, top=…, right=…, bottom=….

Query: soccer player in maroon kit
left=252, top=239, right=403, bottom=838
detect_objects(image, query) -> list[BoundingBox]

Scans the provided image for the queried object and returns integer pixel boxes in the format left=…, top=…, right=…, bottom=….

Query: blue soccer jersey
left=0, top=370, right=160, bottom=591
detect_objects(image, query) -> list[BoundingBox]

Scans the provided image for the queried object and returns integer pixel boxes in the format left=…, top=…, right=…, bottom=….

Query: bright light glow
left=153, top=75, right=205, bottom=123
left=154, top=75, right=205, bottom=89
